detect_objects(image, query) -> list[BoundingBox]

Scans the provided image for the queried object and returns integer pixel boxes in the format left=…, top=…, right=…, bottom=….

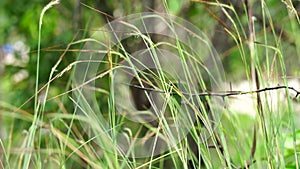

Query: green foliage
left=0, top=0, right=300, bottom=169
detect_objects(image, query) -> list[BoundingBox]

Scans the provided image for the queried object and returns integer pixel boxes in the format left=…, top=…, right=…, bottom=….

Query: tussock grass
left=0, top=1, right=299, bottom=169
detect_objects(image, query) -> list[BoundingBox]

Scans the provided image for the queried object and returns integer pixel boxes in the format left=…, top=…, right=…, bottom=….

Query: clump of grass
left=0, top=1, right=299, bottom=169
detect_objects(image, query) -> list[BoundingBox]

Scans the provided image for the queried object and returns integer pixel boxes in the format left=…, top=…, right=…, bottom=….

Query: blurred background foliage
left=0, top=0, right=299, bottom=168
left=1, top=0, right=299, bottom=108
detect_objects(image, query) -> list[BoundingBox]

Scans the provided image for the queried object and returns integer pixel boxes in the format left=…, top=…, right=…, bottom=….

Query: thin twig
left=122, top=82, right=300, bottom=99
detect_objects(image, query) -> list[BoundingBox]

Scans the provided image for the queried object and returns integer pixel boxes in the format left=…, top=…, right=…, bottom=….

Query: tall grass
left=0, top=1, right=299, bottom=169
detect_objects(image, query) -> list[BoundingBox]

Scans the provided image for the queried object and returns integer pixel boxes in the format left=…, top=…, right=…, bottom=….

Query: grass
left=0, top=0, right=300, bottom=169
